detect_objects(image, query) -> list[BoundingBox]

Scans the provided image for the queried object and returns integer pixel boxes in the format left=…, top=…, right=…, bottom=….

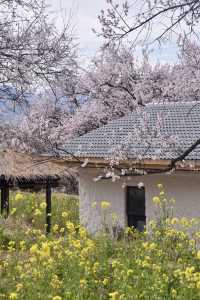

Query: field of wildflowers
left=1, top=187, right=200, bottom=299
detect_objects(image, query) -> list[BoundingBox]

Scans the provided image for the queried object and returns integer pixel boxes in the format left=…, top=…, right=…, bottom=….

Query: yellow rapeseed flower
left=171, top=288, right=177, bottom=298
left=145, top=242, right=156, bottom=251
left=127, top=269, right=134, bottom=276
left=111, top=213, right=118, bottom=222
left=197, top=250, right=200, bottom=259
left=152, top=264, right=161, bottom=272
left=157, top=183, right=163, bottom=189
left=9, top=293, right=18, bottom=300
left=53, top=224, right=59, bottom=233
left=149, top=220, right=156, bottom=229
left=61, top=212, right=68, bottom=218
left=66, top=221, right=75, bottom=233
left=80, top=278, right=87, bottom=288
left=16, top=283, right=23, bottom=292
left=50, top=275, right=62, bottom=289
left=34, top=209, right=42, bottom=216
left=15, top=193, right=23, bottom=201
left=30, top=244, right=38, bottom=255
left=180, top=217, right=190, bottom=227
left=11, top=208, right=17, bottom=215
left=195, top=231, right=200, bottom=239
left=40, top=202, right=46, bottom=209
left=79, top=227, right=87, bottom=239
left=109, top=291, right=120, bottom=300
left=52, top=296, right=62, bottom=300
left=111, top=259, right=120, bottom=268
left=185, top=266, right=195, bottom=281
left=8, top=241, right=15, bottom=251
left=72, top=239, right=81, bottom=249
left=171, top=218, right=179, bottom=225
left=101, top=201, right=111, bottom=209
left=196, top=281, right=200, bottom=289
left=60, top=227, right=65, bottom=233
left=19, top=241, right=26, bottom=251
left=152, top=196, right=161, bottom=205
left=159, top=191, right=165, bottom=196
left=40, top=242, right=50, bottom=258
left=189, top=239, right=195, bottom=248
left=102, top=278, right=109, bottom=286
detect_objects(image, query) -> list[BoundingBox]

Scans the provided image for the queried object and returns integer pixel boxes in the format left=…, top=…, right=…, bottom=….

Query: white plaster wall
left=79, top=168, right=200, bottom=234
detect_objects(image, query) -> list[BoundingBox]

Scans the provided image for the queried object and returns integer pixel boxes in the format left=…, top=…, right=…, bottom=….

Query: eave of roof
left=57, top=156, right=200, bottom=172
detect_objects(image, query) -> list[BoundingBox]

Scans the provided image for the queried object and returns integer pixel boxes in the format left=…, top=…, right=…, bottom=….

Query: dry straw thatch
left=0, top=149, right=67, bottom=181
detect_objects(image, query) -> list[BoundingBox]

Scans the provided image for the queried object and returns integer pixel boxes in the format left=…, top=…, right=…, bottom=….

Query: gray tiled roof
left=64, top=102, right=200, bottom=161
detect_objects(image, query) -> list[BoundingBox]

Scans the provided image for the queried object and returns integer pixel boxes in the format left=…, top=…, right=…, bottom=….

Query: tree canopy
left=1, top=0, right=200, bottom=176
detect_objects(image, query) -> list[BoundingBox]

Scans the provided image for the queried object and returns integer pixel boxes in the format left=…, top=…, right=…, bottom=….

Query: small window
left=126, top=186, right=146, bottom=231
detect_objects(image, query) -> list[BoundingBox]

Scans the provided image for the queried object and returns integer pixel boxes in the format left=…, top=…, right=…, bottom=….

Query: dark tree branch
left=99, top=0, right=200, bottom=44
left=121, top=1, right=198, bottom=39
left=101, top=81, right=145, bottom=106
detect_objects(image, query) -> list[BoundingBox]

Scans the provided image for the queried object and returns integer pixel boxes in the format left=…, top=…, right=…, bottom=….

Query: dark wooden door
left=126, top=186, right=146, bottom=231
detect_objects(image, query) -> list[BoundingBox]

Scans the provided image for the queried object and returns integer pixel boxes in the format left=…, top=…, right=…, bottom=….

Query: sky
left=46, top=0, right=178, bottom=64
left=47, top=0, right=105, bottom=57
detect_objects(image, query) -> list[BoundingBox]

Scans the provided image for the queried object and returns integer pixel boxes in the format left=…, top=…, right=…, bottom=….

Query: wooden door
left=126, top=186, right=146, bottom=231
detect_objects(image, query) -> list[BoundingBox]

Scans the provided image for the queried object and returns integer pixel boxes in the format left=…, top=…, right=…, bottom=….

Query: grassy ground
left=10, top=191, right=79, bottom=228
left=1, top=187, right=200, bottom=299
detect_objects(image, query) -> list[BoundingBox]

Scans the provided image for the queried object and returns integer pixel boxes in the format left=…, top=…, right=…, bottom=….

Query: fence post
left=1, top=183, right=9, bottom=218
left=46, top=178, right=52, bottom=234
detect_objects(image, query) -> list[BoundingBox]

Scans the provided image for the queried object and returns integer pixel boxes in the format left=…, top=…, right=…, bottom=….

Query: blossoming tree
left=2, top=0, right=200, bottom=178
left=0, top=0, right=77, bottom=106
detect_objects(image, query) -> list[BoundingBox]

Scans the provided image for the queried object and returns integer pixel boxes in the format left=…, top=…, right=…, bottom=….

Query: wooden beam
left=58, top=157, right=200, bottom=172
left=1, top=185, right=9, bottom=218
left=46, top=179, right=52, bottom=234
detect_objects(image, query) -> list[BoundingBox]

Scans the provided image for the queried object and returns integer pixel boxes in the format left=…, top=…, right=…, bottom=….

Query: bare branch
left=98, top=0, right=200, bottom=45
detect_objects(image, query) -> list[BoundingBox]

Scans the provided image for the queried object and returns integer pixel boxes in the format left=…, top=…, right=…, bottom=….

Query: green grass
left=11, top=190, right=79, bottom=226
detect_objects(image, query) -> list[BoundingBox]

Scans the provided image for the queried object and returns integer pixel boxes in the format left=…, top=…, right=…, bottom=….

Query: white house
left=63, top=102, right=200, bottom=233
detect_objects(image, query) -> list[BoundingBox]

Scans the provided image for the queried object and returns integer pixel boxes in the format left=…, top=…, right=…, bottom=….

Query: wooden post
left=1, top=184, right=9, bottom=218
left=46, top=179, right=52, bottom=234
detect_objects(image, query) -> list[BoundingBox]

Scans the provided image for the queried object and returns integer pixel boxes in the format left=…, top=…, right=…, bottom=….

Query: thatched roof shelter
left=0, top=149, right=67, bottom=187
left=0, top=149, right=68, bottom=233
